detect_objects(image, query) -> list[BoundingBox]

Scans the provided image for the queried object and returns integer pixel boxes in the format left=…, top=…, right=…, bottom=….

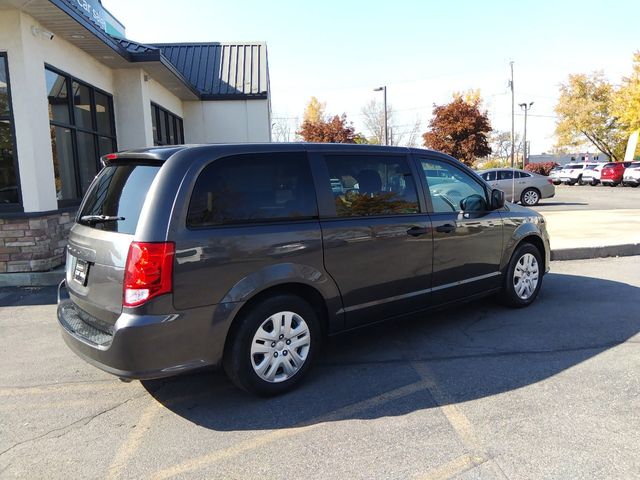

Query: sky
left=103, top=0, right=638, bottom=154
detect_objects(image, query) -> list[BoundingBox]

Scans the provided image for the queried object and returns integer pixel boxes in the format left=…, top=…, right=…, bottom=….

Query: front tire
left=520, top=188, right=540, bottom=206
left=223, top=294, right=320, bottom=396
left=499, top=243, right=543, bottom=308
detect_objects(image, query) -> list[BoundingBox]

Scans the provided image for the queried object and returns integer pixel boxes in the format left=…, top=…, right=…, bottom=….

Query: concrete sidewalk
left=543, top=209, right=640, bottom=260
left=0, top=209, right=638, bottom=286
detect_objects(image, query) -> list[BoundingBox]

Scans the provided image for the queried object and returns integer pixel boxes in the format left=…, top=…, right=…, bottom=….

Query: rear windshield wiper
left=79, top=215, right=125, bottom=225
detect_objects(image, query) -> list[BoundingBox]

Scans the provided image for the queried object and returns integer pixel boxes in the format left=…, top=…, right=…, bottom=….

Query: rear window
left=78, top=163, right=161, bottom=234
left=187, top=152, right=318, bottom=228
left=604, top=163, right=617, bottom=168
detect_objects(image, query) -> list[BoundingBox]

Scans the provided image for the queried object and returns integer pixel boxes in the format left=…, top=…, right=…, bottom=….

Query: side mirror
left=491, top=189, right=505, bottom=209
left=460, top=194, right=487, bottom=212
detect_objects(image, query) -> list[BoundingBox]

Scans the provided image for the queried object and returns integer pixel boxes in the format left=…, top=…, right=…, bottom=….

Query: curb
left=0, top=244, right=638, bottom=288
left=550, top=243, right=640, bottom=261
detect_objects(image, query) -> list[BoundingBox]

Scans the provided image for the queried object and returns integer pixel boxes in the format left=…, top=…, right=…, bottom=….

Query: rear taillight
left=123, top=241, right=175, bottom=307
left=547, top=179, right=554, bottom=184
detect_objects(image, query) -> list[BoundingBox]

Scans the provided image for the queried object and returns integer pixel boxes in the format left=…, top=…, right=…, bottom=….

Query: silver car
left=479, top=168, right=556, bottom=206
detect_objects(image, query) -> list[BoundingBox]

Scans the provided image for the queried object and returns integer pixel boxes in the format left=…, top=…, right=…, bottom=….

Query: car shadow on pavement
left=0, top=286, right=58, bottom=306
left=143, top=272, right=640, bottom=431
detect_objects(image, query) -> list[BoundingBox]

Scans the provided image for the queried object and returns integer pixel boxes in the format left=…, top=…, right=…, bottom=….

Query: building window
left=0, top=53, right=21, bottom=208
left=45, top=66, right=117, bottom=204
left=151, top=103, right=184, bottom=146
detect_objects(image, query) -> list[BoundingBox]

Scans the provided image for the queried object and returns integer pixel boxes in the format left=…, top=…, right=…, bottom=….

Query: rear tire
left=520, top=188, right=540, bottom=206
left=223, top=294, right=320, bottom=396
left=499, top=243, right=543, bottom=308
left=589, top=180, right=598, bottom=186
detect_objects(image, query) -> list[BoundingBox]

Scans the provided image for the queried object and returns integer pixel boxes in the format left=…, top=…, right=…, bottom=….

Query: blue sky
left=103, top=0, right=638, bottom=154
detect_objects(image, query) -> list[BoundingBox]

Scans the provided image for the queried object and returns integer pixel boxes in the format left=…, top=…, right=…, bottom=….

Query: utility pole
left=509, top=61, right=515, bottom=168
left=374, top=86, right=388, bottom=145
left=519, top=102, right=534, bottom=168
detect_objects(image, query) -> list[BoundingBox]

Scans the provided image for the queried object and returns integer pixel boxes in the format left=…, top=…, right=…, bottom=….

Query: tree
left=489, top=130, right=522, bottom=163
left=613, top=51, right=640, bottom=135
left=298, top=114, right=357, bottom=143
left=422, top=96, right=492, bottom=166
left=361, top=100, right=421, bottom=147
left=303, top=97, right=326, bottom=124
left=554, top=72, right=625, bottom=161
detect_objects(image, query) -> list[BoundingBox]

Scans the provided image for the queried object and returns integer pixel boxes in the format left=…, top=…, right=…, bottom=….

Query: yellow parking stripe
left=148, top=378, right=434, bottom=480
left=417, top=454, right=487, bottom=480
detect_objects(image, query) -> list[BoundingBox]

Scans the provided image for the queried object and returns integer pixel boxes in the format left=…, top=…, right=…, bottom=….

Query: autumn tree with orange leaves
left=423, top=95, right=492, bottom=166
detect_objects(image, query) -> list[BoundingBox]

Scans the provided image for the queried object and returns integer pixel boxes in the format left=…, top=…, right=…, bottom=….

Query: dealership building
left=0, top=0, right=271, bottom=276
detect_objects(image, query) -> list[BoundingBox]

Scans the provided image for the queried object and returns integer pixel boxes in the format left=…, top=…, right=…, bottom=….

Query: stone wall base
left=0, top=212, right=74, bottom=273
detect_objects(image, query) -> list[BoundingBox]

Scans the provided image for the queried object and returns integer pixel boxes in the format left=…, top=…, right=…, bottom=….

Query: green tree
left=422, top=95, right=492, bottom=166
left=554, top=72, right=625, bottom=161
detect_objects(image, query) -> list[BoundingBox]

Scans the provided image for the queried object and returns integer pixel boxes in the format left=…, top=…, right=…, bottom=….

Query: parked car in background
left=622, top=162, right=640, bottom=187
left=56, top=144, right=550, bottom=395
left=580, top=163, right=606, bottom=186
left=548, top=165, right=563, bottom=185
left=601, top=161, right=633, bottom=187
left=558, top=163, right=586, bottom=185
left=479, top=168, right=555, bottom=206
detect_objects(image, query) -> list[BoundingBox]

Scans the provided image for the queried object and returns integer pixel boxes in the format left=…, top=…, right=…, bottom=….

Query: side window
left=187, top=152, right=317, bottom=227
left=419, top=159, right=488, bottom=213
left=518, top=171, right=531, bottom=178
left=481, top=171, right=496, bottom=181
left=498, top=170, right=514, bottom=181
left=324, top=155, right=419, bottom=217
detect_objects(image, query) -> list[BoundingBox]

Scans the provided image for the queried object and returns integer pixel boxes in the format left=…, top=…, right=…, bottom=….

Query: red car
left=600, top=161, right=632, bottom=187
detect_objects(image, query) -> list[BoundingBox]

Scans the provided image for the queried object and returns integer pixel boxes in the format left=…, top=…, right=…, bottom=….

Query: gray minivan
left=57, top=144, right=550, bottom=395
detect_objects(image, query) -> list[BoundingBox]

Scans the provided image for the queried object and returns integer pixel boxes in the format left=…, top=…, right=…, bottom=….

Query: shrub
left=525, top=162, right=558, bottom=176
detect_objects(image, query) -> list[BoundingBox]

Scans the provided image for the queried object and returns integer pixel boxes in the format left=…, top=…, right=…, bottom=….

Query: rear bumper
left=57, top=281, right=228, bottom=380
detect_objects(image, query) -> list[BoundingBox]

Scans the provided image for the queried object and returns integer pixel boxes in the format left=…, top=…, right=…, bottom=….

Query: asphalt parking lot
left=1, top=256, right=639, bottom=480
left=531, top=183, right=639, bottom=212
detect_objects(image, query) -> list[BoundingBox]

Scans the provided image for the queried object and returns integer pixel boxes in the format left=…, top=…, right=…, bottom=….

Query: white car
left=548, top=165, right=563, bottom=185
left=622, top=162, right=640, bottom=187
left=581, top=163, right=607, bottom=186
left=558, top=163, right=586, bottom=185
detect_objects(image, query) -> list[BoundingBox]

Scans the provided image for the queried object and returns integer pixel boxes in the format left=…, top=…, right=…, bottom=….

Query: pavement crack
left=0, top=393, right=146, bottom=458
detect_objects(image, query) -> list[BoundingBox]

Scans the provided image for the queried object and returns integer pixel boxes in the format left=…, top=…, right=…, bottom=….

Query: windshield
left=78, top=163, right=161, bottom=234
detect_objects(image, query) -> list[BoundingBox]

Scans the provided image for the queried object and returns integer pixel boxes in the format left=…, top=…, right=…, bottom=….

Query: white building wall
left=183, top=99, right=270, bottom=144
left=112, top=68, right=154, bottom=150
left=0, top=11, right=58, bottom=212
left=148, top=78, right=184, bottom=117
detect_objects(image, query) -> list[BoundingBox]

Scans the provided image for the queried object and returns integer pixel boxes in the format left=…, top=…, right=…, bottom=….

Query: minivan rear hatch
left=66, top=160, right=162, bottom=326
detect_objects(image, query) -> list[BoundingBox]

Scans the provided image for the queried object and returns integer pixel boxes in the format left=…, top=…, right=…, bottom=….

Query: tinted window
left=498, top=170, right=514, bottom=180
left=516, top=171, right=531, bottom=178
left=481, top=171, right=496, bottom=181
left=72, top=81, right=93, bottom=130
left=325, top=155, right=419, bottom=217
left=419, top=159, right=487, bottom=213
left=0, top=55, right=19, bottom=205
left=187, top=152, right=317, bottom=227
left=79, top=163, right=161, bottom=234
left=45, top=70, right=70, bottom=124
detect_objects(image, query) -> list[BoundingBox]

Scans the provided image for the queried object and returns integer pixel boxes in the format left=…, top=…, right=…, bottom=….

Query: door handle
left=407, top=226, right=430, bottom=237
left=436, top=224, right=456, bottom=233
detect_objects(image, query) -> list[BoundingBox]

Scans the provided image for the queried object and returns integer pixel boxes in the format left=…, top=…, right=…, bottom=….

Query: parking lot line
left=411, top=362, right=508, bottom=480
left=0, top=381, right=124, bottom=397
left=148, top=378, right=434, bottom=480
left=417, top=453, right=487, bottom=480
left=107, top=398, right=164, bottom=480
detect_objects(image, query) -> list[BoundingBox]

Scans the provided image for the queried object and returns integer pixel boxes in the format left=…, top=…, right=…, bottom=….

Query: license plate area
left=73, top=258, right=90, bottom=286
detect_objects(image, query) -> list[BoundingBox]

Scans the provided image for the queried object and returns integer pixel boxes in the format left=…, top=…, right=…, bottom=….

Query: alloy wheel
left=522, top=190, right=539, bottom=206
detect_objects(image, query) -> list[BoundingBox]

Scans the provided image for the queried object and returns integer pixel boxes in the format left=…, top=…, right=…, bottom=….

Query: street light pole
left=519, top=102, right=534, bottom=168
left=374, top=86, right=388, bottom=145
left=509, top=61, right=515, bottom=168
